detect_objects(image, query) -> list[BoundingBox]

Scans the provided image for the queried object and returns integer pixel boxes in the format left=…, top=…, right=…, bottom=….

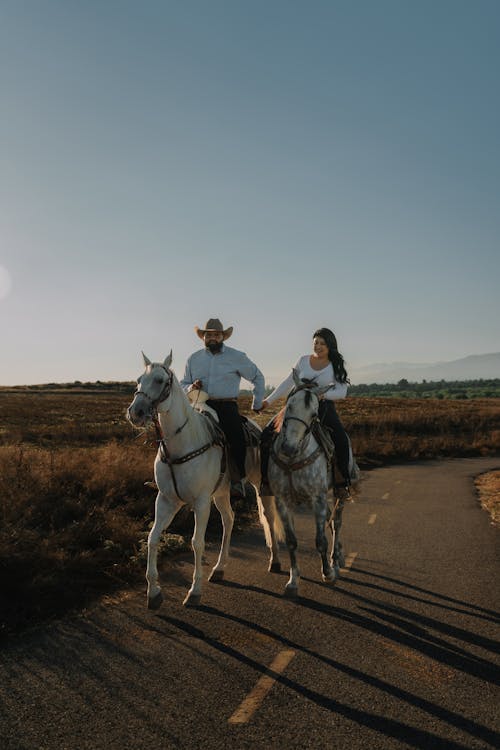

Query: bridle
left=281, top=385, right=320, bottom=445
left=134, top=365, right=173, bottom=411
left=134, top=365, right=190, bottom=442
left=132, top=364, right=223, bottom=500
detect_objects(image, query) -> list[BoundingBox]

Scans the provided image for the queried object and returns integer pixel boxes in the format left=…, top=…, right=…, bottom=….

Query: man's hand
left=253, top=399, right=268, bottom=413
left=189, top=379, right=203, bottom=392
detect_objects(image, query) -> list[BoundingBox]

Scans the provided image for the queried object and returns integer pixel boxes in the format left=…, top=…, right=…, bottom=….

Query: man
left=180, top=318, right=265, bottom=498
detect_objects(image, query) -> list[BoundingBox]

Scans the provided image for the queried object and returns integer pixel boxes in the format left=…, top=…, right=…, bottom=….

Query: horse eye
left=154, top=376, right=164, bottom=385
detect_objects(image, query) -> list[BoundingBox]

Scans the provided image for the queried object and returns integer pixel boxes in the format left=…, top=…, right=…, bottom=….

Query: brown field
left=1, top=388, right=499, bottom=638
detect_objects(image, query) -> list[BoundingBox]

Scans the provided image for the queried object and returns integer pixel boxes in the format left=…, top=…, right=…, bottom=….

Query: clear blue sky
left=1, top=0, right=499, bottom=386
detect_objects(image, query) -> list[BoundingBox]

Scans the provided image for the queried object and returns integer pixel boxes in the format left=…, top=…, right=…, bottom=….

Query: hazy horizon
left=3, top=350, right=499, bottom=389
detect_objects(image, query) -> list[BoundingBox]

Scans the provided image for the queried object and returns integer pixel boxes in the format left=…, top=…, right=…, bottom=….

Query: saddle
left=311, top=420, right=335, bottom=463
left=198, top=407, right=226, bottom=447
left=240, top=414, right=261, bottom=448
left=197, top=408, right=260, bottom=483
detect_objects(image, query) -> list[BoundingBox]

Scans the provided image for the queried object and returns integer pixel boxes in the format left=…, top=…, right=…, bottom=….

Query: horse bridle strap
left=270, top=443, right=323, bottom=474
left=282, top=414, right=317, bottom=434
left=135, top=366, right=173, bottom=409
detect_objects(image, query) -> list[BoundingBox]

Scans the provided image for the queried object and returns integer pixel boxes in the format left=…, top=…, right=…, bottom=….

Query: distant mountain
left=349, top=353, right=500, bottom=385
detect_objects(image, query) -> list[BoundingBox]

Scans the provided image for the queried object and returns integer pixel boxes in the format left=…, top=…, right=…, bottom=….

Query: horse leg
left=314, top=494, right=337, bottom=584
left=208, top=490, right=235, bottom=582
left=183, top=496, right=211, bottom=607
left=256, top=493, right=282, bottom=573
left=146, top=492, right=182, bottom=610
left=275, top=497, right=299, bottom=598
left=330, top=497, right=346, bottom=573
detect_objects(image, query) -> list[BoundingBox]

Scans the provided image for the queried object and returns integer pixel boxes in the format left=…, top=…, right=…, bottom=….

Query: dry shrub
left=475, top=470, right=500, bottom=526
left=0, top=442, right=186, bottom=637
left=1, top=390, right=499, bottom=637
left=240, top=396, right=500, bottom=463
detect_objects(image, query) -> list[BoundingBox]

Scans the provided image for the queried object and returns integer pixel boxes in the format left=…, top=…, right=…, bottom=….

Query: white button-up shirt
left=266, top=354, right=348, bottom=405
left=180, top=344, right=265, bottom=409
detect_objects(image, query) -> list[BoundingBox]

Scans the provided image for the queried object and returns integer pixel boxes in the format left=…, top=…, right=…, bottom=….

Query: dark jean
left=318, top=400, right=350, bottom=483
left=206, top=400, right=246, bottom=479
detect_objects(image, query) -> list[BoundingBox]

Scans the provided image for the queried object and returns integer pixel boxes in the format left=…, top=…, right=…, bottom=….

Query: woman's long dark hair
left=313, top=327, right=349, bottom=384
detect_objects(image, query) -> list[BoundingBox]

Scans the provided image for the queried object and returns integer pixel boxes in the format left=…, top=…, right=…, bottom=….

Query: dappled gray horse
left=267, top=370, right=348, bottom=598
left=127, top=352, right=281, bottom=608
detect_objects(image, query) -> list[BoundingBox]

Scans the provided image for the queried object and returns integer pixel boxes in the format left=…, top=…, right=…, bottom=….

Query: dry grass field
left=1, top=386, right=499, bottom=638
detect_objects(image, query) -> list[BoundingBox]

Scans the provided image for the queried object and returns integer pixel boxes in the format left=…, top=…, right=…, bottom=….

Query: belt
left=207, top=397, right=238, bottom=403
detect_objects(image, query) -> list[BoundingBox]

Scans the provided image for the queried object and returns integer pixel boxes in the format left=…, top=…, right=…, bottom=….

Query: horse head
left=127, top=351, right=174, bottom=427
left=278, top=369, right=332, bottom=458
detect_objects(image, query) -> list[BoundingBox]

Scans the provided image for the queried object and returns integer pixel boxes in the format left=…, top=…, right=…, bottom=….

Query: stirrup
left=334, top=482, right=352, bottom=501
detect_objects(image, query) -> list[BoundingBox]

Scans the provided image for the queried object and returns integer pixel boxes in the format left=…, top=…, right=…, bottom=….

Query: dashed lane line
left=342, top=551, right=358, bottom=570
left=228, top=649, right=296, bottom=724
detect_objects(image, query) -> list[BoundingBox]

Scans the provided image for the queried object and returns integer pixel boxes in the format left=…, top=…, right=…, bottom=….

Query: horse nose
left=281, top=440, right=295, bottom=458
left=127, top=405, right=144, bottom=424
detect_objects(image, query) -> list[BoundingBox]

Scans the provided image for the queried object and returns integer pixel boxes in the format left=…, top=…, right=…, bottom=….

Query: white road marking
left=342, top=551, right=358, bottom=570
left=368, top=513, right=377, bottom=525
left=382, top=492, right=390, bottom=500
left=228, top=649, right=296, bottom=724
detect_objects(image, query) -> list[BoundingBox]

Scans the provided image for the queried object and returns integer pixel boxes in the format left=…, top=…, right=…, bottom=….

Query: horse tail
left=256, top=494, right=285, bottom=545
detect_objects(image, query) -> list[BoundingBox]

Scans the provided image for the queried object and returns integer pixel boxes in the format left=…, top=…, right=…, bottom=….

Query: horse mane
left=287, top=378, right=317, bottom=407
left=167, top=369, right=214, bottom=444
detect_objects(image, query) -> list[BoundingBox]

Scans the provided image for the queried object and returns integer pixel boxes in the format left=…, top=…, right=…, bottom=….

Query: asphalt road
left=1, top=457, right=499, bottom=750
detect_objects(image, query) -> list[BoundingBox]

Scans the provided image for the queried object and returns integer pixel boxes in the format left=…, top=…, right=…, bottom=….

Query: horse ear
left=142, top=351, right=151, bottom=367
left=163, top=350, right=173, bottom=369
left=292, top=368, right=302, bottom=387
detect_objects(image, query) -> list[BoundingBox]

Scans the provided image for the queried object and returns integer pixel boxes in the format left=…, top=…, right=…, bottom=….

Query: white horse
left=267, top=370, right=352, bottom=598
left=127, top=352, right=281, bottom=608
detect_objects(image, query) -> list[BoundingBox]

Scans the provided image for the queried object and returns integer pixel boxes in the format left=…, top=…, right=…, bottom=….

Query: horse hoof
left=208, top=569, right=225, bottom=582
left=183, top=592, right=201, bottom=607
left=269, top=562, right=281, bottom=574
left=322, top=572, right=338, bottom=586
left=147, top=591, right=163, bottom=610
left=284, top=586, right=298, bottom=599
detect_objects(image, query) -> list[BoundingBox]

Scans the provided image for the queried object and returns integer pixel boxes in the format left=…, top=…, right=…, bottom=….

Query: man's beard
left=206, top=341, right=223, bottom=353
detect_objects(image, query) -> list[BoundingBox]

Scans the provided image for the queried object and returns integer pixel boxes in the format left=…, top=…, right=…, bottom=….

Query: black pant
left=260, top=401, right=351, bottom=484
left=206, top=400, right=246, bottom=479
left=318, top=401, right=350, bottom=483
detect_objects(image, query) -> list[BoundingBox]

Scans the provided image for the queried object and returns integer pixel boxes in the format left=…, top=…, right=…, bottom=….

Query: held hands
left=253, top=399, right=269, bottom=413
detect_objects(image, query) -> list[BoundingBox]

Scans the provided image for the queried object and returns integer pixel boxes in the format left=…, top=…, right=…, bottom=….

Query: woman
left=260, top=327, right=352, bottom=495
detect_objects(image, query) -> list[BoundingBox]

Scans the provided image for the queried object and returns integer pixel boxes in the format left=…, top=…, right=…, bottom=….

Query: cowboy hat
left=195, top=318, right=233, bottom=340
